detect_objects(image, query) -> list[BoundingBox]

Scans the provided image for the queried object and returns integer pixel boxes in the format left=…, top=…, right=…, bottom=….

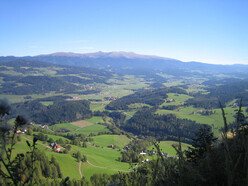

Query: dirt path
left=79, top=161, right=82, bottom=178
left=86, top=160, right=130, bottom=172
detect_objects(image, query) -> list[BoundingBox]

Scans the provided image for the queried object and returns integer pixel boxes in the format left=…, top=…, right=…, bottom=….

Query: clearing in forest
left=71, top=120, right=93, bottom=128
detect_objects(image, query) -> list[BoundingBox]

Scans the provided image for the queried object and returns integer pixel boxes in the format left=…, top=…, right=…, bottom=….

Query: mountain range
left=1, top=51, right=248, bottom=77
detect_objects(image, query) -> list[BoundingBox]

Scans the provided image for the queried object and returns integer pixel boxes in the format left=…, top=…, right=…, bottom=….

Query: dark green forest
left=10, top=98, right=92, bottom=124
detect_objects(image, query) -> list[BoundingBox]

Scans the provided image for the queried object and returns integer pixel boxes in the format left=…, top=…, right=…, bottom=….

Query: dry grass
left=71, top=120, right=93, bottom=128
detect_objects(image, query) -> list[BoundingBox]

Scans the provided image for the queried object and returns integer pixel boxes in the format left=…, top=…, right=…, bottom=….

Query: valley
left=0, top=53, right=248, bottom=184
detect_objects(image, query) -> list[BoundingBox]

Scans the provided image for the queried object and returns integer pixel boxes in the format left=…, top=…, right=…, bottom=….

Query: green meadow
left=73, top=124, right=110, bottom=135
left=73, top=145, right=130, bottom=172
left=13, top=136, right=80, bottom=179
left=90, top=103, right=106, bottom=111
left=81, top=163, right=117, bottom=180
left=160, top=93, right=193, bottom=106
left=92, top=135, right=131, bottom=148
left=33, top=132, right=70, bottom=142
left=15, top=134, right=130, bottom=180
left=148, top=141, right=191, bottom=156
left=86, top=116, right=104, bottom=124
left=156, top=106, right=241, bottom=135
left=40, top=101, right=54, bottom=106
left=49, top=123, right=80, bottom=132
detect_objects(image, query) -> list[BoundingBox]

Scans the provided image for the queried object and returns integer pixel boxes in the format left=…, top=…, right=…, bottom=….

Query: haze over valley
left=1, top=1, right=248, bottom=185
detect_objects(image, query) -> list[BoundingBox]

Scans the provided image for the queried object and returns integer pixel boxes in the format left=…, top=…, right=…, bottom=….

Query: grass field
left=50, top=123, right=80, bottom=132
left=156, top=105, right=242, bottom=135
left=14, top=134, right=130, bottom=180
left=148, top=141, right=191, bottom=156
left=73, top=124, right=110, bottom=135
left=128, top=103, right=151, bottom=109
left=8, top=118, right=16, bottom=126
left=40, top=101, right=54, bottom=106
left=33, top=132, right=70, bottom=142
left=81, top=163, right=117, bottom=180
left=71, top=120, right=93, bottom=128
left=160, top=93, right=193, bottom=106
left=49, top=122, right=110, bottom=135
left=9, top=135, right=190, bottom=181
left=13, top=136, right=80, bottom=179
left=90, top=103, right=106, bottom=111
left=73, top=145, right=130, bottom=172
left=86, top=116, right=104, bottom=124
left=92, top=135, right=131, bottom=148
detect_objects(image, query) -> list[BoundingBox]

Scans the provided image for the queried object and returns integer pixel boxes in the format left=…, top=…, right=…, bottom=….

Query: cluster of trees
left=106, top=87, right=186, bottom=110
left=73, top=151, right=87, bottom=162
left=11, top=98, right=92, bottom=125
left=119, top=139, right=151, bottom=163
left=162, top=105, right=180, bottom=110
left=33, top=128, right=92, bottom=148
left=122, top=109, right=203, bottom=142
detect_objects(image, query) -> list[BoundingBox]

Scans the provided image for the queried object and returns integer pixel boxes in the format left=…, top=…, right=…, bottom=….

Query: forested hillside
left=0, top=60, right=113, bottom=95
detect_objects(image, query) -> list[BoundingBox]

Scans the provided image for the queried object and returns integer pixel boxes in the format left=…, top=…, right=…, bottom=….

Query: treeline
left=33, top=127, right=93, bottom=148
left=122, top=109, right=204, bottom=142
left=10, top=97, right=92, bottom=125
left=106, top=87, right=186, bottom=110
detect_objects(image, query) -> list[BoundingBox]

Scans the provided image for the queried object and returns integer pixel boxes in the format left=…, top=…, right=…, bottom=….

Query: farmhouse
left=50, top=143, right=61, bottom=152
left=16, top=128, right=27, bottom=134
left=166, top=98, right=175, bottom=103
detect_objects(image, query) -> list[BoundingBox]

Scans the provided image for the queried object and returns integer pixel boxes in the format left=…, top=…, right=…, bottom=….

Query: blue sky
left=0, top=0, right=248, bottom=64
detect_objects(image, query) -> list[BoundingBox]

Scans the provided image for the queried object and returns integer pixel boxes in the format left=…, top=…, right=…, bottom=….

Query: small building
left=50, top=143, right=61, bottom=152
left=166, top=98, right=175, bottom=103
left=140, top=151, right=146, bottom=155
left=16, top=130, right=22, bottom=134
left=108, top=144, right=115, bottom=148
left=40, top=125, right=47, bottom=129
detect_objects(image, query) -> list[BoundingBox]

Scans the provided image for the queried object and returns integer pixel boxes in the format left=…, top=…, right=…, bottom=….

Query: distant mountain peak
left=36, top=51, right=176, bottom=60
left=37, top=52, right=84, bottom=57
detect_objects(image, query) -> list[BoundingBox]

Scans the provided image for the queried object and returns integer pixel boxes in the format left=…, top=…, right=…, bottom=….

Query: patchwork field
left=15, top=134, right=130, bottom=180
